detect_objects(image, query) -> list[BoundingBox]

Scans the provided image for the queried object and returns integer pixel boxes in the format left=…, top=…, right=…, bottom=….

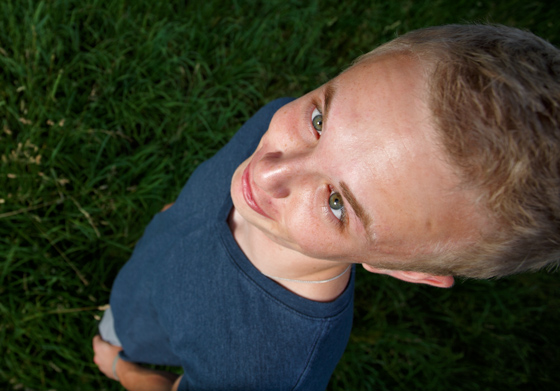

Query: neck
left=228, top=208, right=351, bottom=302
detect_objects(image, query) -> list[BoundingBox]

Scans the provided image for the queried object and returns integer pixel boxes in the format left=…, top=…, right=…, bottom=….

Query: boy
left=93, top=24, right=560, bottom=390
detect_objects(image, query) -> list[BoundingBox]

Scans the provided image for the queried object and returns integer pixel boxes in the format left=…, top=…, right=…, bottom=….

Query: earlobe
left=362, top=264, right=454, bottom=288
left=397, top=271, right=454, bottom=288
left=361, top=264, right=381, bottom=274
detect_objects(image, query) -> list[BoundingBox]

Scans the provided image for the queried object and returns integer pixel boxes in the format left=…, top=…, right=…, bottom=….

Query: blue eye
left=311, top=108, right=323, bottom=135
left=329, top=191, right=344, bottom=220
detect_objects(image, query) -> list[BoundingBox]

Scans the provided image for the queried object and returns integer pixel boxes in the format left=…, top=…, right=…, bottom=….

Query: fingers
left=93, top=334, right=122, bottom=352
left=92, top=334, right=123, bottom=380
left=92, top=335, right=106, bottom=366
left=93, top=334, right=102, bottom=350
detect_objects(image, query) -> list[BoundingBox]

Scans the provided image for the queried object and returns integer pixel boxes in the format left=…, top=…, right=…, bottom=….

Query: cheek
left=282, top=207, right=349, bottom=259
left=277, top=196, right=323, bottom=252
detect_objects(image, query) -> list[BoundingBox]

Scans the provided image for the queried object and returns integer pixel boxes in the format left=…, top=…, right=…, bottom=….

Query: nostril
left=263, top=151, right=282, bottom=161
left=254, top=151, right=292, bottom=199
left=271, top=187, right=290, bottom=199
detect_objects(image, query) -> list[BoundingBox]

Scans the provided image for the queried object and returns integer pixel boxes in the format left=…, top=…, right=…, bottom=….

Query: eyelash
left=311, top=108, right=323, bottom=136
left=328, top=187, right=347, bottom=229
left=309, top=99, right=323, bottom=139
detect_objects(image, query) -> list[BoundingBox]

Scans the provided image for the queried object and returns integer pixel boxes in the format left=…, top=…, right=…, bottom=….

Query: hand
left=93, top=335, right=122, bottom=381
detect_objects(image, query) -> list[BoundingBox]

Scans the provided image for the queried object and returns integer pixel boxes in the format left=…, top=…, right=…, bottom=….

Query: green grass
left=1, top=0, right=559, bottom=390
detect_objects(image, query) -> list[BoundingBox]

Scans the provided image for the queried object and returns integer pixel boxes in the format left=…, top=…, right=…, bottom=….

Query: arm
left=92, top=204, right=179, bottom=389
left=93, top=335, right=182, bottom=391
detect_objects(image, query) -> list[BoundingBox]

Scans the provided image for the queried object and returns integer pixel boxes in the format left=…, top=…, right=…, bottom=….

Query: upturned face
left=231, top=54, right=482, bottom=267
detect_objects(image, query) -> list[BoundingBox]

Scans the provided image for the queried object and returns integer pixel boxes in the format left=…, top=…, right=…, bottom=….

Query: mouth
left=242, top=163, right=271, bottom=219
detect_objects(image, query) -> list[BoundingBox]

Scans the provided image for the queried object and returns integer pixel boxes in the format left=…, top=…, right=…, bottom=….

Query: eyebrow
left=322, top=82, right=336, bottom=127
left=340, top=181, right=375, bottom=243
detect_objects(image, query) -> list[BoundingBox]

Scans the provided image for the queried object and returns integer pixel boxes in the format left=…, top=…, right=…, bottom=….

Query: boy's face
left=231, top=54, right=482, bottom=267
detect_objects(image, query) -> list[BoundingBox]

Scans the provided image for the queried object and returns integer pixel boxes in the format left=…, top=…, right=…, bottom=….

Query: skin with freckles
left=92, top=53, right=485, bottom=387
left=230, top=54, right=484, bottom=294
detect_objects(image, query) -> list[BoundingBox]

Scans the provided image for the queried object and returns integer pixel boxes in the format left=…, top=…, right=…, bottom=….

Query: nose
left=253, top=151, right=307, bottom=199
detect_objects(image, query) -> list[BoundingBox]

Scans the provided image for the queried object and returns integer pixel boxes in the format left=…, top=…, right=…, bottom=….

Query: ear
left=362, top=264, right=454, bottom=288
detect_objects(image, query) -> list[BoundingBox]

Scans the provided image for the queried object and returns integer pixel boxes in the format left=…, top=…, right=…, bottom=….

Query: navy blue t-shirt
left=110, top=98, right=355, bottom=391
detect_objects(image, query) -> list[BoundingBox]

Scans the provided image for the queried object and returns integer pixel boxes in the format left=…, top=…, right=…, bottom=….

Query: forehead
left=322, top=55, right=481, bottom=260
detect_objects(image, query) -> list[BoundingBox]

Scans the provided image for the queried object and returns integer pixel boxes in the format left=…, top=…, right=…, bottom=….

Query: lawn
left=1, top=0, right=559, bottom=390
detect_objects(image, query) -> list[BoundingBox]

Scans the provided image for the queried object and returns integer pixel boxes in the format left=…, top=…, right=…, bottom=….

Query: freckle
left=425, top=220, right=433, bottom=231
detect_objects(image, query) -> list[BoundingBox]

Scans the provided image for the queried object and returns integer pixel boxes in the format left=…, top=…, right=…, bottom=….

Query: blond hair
left=357, top=25, right=560, bottom=278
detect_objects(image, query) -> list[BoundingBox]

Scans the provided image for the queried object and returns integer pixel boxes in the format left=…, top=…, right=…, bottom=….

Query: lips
left=242, top=163, right=271, bottom=219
